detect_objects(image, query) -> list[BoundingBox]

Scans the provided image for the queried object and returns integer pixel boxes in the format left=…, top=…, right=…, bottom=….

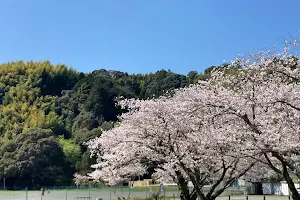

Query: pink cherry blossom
left=87, top=37, right=300, bottom=200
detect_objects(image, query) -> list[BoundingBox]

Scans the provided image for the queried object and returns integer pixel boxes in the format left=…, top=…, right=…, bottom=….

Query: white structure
left=262, top=182, right=290, bottom=195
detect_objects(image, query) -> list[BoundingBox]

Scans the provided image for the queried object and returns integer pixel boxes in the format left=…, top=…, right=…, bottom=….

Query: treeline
left=0, top=60, right=221, bottom=188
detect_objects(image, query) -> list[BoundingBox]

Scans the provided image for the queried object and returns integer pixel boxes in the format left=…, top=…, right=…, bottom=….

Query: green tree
left=0, top=128, right=71, bottom=187
left=58, top=137, right=81, bottom=169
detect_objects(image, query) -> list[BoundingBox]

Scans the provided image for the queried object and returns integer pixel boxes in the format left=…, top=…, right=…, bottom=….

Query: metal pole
left=228, top=195, right=230, bottom=200
left=66, top=187, right=68, bottom=200
left=26, top=187, right=28, bottom=200
left=129, top=186, right=130, bottom=198
left=263, top=195, right=265, bottom=200
left=110, top=186, right=112, bottom=200
left=3, top=177, right=5, bottom=190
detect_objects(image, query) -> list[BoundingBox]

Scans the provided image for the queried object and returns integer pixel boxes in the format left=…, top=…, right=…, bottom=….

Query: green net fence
left=1, top=185, right=284, bottom=200
left=0, top=185, right=181, bottom=200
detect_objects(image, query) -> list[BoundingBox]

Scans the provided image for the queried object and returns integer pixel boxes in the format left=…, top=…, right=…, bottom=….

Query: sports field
left=0, top=186, right=292, bottom=200
left=0, top=190, right=291, bottom=200
left=0, top=188, right=180, bottom=200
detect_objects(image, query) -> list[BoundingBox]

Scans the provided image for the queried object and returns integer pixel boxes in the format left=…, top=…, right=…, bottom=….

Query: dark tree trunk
left=196, top=195, right=215, bottom=200
left=175, top=171, right=198, bottom=200
left=283, top=173, right=300, bottom=200
left=272, top=153, right=300, bottom=200
left=179, top=191, right=197, bottom=200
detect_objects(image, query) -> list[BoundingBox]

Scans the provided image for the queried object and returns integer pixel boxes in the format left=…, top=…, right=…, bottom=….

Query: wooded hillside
left=0, top=60, right=218, bottom=188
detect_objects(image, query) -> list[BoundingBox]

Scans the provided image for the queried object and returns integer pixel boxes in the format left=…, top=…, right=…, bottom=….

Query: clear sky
left=0, top=0, right=299, bottom=75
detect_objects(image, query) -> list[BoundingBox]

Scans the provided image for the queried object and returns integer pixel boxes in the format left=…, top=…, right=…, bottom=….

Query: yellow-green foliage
left=58, top=137, right=81, bottom=166
left=0, top=61, right=79, bottom=139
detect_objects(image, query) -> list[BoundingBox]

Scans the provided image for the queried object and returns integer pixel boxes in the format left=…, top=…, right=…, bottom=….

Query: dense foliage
left=0, top=60, right=212, bottom=188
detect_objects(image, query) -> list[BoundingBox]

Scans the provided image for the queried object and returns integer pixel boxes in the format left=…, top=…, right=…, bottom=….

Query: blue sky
left=0, top=0, right=299, bottom=75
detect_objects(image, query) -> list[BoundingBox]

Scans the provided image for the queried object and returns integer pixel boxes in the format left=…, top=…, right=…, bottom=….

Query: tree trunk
left=280, top=163, right=300, bottom=200
left=196, top=196, right=215, bottom=200
left=271, top=152, right=300, bottom=200
left=283, top=173, right=300, bottom=200
left=179, top=191, right=197, bottom=200
left=175, top=171, right=198, bottom=200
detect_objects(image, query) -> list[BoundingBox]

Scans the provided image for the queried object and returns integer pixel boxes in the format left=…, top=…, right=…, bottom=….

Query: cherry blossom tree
left=88, top=36, right=300, bottom=200
left=87, top=91, right=256, bottom=200
left=195, top=39, right=300, bottom=200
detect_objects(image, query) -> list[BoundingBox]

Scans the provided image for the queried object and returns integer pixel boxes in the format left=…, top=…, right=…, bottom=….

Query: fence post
left=129, top=185, right=130, bottom=198
left=66, top=187, right=68, bottom=200
left=228, top=195, right=230, bottom=200
left=246, top=195, right=248, bottom=200
left=26, top=187, right=28, bottom=200
left=263, top=195, right=265, bottom=200
left=110, top=186, right=112, bottom=200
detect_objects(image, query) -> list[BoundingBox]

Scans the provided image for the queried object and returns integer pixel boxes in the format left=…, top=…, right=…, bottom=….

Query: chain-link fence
left=0, top=185, right=180, bottom=200
left=0, top=185, right=290, bottom=200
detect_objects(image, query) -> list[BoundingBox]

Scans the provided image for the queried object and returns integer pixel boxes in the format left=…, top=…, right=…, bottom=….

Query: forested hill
left=0, top=60, right=218, bottom=188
